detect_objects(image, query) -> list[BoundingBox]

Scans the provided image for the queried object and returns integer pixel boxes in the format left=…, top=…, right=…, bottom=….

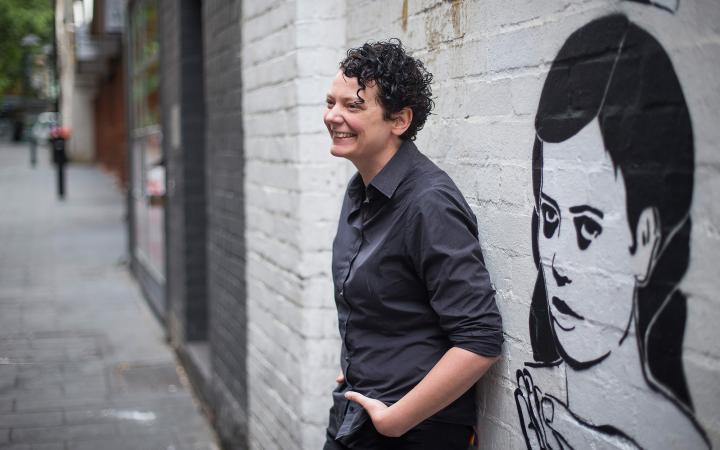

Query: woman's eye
left=326, top=101, right=334, bottom=109
left=541, top=203, right=559, bottom=239
left=573, top=215, right=603, bottom=250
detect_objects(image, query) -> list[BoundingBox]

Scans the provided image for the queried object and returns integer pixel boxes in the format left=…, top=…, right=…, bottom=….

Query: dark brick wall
left=159, top=0, right=208, bottom=344
left=202, top=0, right=248, bottom=447
left=155, top=0, right=246, bottom=446
left=179, top=0, right=208, bottom=342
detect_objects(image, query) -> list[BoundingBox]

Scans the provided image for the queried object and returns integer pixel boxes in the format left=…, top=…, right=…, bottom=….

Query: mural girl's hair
left=529, top=14, right=696, bottom=412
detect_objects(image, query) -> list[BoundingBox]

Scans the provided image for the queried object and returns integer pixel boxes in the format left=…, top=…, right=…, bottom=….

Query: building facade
left=123, top=1, right=720, bottom=449
left=56, top=0, right=127, bottom=170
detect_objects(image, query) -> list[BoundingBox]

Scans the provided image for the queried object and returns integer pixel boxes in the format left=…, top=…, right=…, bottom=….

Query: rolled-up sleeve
left=405, top=183, right=504, bottom=357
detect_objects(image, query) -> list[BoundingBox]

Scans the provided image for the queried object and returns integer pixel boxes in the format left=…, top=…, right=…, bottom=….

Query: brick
left=69, top=435, right=176, bottom=450
left=0, top=390, right=14, bottom=410
left=296, top=18, right=346, bottom=49
left=0, top=411, right=62, bottom=428
left=9, top=423, right=116, bottom=443
left=0, top=443, right=63, bottom=450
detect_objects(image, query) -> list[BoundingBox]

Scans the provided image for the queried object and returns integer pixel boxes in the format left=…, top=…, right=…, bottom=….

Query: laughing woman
left=323, top=40, right=504, bottom=449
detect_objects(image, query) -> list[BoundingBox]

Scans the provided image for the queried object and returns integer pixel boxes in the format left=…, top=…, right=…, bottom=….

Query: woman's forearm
left=376, top=347, right=498, bottom=436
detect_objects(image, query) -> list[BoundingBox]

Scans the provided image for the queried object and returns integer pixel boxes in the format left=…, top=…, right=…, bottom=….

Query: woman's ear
left=632, top=206, right=661, bottom=285
left=391, top=107, right=413, bottom=136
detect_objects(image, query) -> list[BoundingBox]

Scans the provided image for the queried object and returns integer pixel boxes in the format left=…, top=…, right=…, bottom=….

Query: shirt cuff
left=450, top=329, right=504, bottom=357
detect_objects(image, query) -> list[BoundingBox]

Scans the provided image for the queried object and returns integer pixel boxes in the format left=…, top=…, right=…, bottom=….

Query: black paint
left=624, top=0, right=679, bottom=14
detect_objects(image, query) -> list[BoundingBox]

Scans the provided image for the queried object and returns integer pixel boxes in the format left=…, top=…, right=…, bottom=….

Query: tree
left=0, top=0, right=54, bottom=96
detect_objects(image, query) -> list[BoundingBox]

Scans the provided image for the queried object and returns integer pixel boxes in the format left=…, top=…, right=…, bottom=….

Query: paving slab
left=0, top=141, right=220, bottom=449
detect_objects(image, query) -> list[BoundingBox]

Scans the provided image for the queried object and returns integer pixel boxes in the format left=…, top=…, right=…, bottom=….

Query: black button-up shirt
left=331, top=139, right=503, bottom=427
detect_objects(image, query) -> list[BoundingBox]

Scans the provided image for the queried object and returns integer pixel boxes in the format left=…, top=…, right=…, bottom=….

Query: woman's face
left=538, top=119, right=637, bottom=367
left=323, top=71, right=396, bottom=164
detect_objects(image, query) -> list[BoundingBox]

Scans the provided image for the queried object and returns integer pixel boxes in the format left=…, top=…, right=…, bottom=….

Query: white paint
left=0, top=357, right=30, bottom=365
left=100, top=409, right=157, bottom=423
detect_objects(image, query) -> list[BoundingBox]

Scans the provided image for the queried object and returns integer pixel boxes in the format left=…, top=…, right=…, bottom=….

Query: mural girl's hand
left=514, top=369, right=551, bottom=449
left=344, top=391, right=403, bottom=437
left=540, top=396, right=641, bottom=450
left=515, top=370, right=631, bottom=450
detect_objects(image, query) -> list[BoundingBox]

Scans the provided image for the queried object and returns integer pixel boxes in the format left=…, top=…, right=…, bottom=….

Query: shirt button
left=339, top=290, right=344, bottom=297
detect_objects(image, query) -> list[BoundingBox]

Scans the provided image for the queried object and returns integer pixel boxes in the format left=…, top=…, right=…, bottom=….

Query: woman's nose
left=325, top=105, right=342, bottom=124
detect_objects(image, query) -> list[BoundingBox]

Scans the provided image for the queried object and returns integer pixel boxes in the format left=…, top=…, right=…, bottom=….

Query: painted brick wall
left=202, top=0, right=249, bottom=447
left=241, top=1, right=349, bottom=448
left=236, top=0, right=719, bottom=448
left=343, top=0, right=720, bottom=448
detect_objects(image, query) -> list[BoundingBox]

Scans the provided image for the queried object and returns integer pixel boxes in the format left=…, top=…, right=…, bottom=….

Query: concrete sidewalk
left=0, top=141, right=219, bottom=449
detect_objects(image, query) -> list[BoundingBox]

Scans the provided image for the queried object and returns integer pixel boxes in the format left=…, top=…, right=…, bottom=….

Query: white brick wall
left=243, top=0, right=720, bottom=448
left=242, top=0, right=348, bottom=448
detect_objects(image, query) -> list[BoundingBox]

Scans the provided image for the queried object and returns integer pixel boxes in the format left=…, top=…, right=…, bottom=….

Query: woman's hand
left=344, top=391, right=404, bottom=437
left=344, top=348, right=496, bottom=438
left=339, top=371, right=406, bottom=436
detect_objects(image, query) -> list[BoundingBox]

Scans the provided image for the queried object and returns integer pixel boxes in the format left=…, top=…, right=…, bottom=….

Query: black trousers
left=323, top=418, right=475, bottom=450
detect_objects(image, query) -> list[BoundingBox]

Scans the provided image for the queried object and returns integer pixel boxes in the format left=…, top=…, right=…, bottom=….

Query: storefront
left=127, top=0, right=165, bottom=317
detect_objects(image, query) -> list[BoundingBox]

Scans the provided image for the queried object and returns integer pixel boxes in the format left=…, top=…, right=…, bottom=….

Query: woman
left=323, top=40, right=504, bottom=449
left=515, top=14, right=709, bottom=449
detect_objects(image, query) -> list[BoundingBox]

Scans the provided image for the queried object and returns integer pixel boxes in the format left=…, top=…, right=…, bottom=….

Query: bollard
left=49, top=127, right=71, bottom=200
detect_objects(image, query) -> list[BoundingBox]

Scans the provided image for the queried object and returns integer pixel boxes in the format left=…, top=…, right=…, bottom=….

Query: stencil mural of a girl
left=514, top=14, right=710, bottom=449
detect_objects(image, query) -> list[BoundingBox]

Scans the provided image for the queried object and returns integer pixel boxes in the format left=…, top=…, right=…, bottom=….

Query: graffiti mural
left=514, top=14, right=710, bottom=449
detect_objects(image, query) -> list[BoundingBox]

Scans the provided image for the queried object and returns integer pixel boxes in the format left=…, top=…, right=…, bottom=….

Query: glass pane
left=129, top=0, right=164, bottom=279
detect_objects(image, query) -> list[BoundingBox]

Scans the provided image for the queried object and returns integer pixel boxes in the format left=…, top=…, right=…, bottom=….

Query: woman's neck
left=353, top=138, right=402, bottom=185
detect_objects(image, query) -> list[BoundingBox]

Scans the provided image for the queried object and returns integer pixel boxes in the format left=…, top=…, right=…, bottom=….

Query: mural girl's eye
left=572, top=215, right=603, bottom=250
left=540, top=202, right=559, bottom=239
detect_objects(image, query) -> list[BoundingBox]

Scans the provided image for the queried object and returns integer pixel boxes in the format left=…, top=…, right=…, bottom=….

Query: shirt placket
left=339, top=194, right=370, bottom=387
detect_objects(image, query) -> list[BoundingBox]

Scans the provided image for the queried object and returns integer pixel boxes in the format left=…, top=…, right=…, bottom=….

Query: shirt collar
left=368, top=139, right=419, bottom=199
left=347, top=172, right=365, bottom=204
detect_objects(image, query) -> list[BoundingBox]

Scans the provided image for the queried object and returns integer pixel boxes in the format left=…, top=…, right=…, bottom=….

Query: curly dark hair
left=339, top=39, right=434, bottom=141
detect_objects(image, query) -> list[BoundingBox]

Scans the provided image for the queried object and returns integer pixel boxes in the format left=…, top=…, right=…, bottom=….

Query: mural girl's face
left=538, top=119, right=637, bottom=367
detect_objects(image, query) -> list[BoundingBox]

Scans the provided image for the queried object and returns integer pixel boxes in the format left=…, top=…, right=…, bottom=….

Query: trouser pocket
left=328, top=386, right=376, bottom=447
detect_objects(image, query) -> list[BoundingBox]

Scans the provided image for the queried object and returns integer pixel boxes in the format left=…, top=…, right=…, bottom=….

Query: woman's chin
left=330, top=145, right=355, bottom=159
